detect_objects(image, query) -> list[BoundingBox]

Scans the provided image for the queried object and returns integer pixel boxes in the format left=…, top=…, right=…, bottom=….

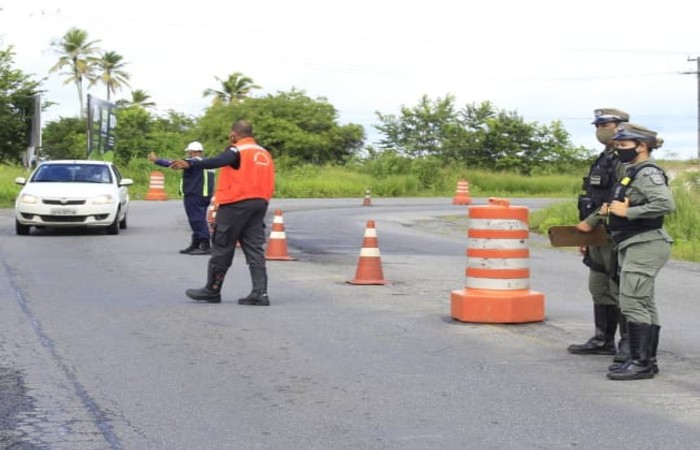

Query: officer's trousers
left=587, top=243, right=619, bottom=306
left=617, top=239, right=671, bottom=325
left=184, top=195, right=211, bottom=241
left=209, top=199, right=268, bottom=271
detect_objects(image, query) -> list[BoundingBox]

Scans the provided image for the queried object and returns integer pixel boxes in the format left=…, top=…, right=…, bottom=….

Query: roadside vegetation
left=531, top=166, right=700, bottom=262
left=2, top=27, right=700, bottom=262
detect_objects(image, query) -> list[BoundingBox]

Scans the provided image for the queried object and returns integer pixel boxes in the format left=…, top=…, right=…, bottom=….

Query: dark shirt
left=190, top=147, right=241, bottom=170
left=155, top=156, right=215, bottom=197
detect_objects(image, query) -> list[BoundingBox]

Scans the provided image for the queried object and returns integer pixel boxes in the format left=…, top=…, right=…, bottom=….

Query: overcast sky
left=2, top=0, right=699, bottom=159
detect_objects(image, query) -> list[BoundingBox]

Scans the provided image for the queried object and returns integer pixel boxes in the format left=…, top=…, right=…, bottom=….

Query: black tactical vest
left=607, top=162, right=668, bottom=244
left=578, top=151, right=619, bottom=220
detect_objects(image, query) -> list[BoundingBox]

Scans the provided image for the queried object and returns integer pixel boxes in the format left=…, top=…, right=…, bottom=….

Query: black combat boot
left=608, top=321, right=660, bottom=373
left=613, top=310, right=630, bottom=363
left=189, top=239, right=211, bottom=256
left=568, top=305, right=617, bottom=355
left=186, top=265, right=227, bottom=303
left=179, top=238, right=197, bottom=254
left=649, top=324, right=661, bottom=375
left=607, top=322, right=654, bottom=380
left=238, top=266, right=270, bottom=306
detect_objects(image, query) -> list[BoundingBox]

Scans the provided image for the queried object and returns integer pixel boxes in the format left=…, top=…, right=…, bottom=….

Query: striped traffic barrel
left=452, top=179, right=472, bottom=205
left=144, top=171, right=168, bottom=201
left=451, top=197, right=545, bottom=323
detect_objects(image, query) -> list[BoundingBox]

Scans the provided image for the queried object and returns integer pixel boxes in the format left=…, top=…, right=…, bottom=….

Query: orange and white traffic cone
left=265, top=209, right=295, bottom=261
left=347, top=220, right=389, bottom=285
left=362, top=188, right=372, bottom=206
left=144, top=171, right=168, bottom=200
left=452, top=179, right=472, bottom=205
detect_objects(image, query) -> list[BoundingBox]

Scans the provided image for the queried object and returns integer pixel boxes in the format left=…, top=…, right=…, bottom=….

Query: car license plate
left=50, top=208, right=77, bottom=215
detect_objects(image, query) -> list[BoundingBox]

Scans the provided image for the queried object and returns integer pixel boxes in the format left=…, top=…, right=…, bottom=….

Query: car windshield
left=31, top=164, right=113, bottom=184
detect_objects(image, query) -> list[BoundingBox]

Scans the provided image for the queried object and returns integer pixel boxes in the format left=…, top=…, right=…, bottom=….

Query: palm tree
left=92, top=51, right=130, bottom=102
left=202, top=72, right=261, bottom=105
left=49, top=27, right=101, bottom=117
left=115, top=89, right=156, bottom=109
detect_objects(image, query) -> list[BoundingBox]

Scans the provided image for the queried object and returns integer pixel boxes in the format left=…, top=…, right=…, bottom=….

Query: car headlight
left=92, top=194, right=116, bottom=205
left=19, top=193, right=39, bottom=205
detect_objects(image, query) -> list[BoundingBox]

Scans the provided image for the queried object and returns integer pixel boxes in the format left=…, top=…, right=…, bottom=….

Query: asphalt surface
left=1, top=197, right=700, bottom=450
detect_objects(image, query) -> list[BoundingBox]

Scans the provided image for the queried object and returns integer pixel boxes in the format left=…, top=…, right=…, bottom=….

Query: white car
left=14, top=160, right=133, bottom=235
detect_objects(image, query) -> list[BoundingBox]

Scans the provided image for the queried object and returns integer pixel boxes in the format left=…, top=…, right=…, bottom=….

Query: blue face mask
left=615, top=145, right=639, bottom=163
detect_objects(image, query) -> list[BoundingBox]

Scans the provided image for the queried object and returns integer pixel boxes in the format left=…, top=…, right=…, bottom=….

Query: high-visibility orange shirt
left=215, top=137, right=275, bottom=205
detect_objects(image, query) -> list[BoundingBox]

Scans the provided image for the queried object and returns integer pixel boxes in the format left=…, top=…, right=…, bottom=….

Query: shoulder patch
left=641, top=167, right=665, bottom=185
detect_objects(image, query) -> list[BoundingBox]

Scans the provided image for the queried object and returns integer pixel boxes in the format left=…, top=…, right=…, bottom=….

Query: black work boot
left=608, top=319, right=657, bottom=373
left=613, top=311, right=630, bottom=363
left=568, top=305, right=618, bottom=355
left=179, top=238, right=197, bottom=254
left=649, top=324, right=661, bottom=375
left=607, top=322, right=654, bottom=381
left=186, top=265, right=227, bottom=303
left=189, top=239, right=211, bottom=256
left=238, top=266, right=270, bottom=306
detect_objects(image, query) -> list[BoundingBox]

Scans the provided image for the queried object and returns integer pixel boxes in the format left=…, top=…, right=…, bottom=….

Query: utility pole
left=683, top=57, right=700, bottom=161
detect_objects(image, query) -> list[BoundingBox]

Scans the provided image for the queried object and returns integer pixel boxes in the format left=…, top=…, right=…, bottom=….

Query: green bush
left=0, top=164, right=27, bottom=207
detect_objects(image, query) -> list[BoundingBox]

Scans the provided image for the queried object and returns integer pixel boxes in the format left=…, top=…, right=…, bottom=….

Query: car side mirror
left=15, top=177, right=26, bottom=185
left=119, top=178, right=134, bottom=187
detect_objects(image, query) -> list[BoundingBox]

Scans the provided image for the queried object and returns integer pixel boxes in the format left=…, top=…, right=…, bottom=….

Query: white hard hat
left=185, top=141, right=204, bottom=152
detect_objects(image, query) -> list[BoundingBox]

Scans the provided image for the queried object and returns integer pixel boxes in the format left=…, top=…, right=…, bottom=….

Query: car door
left=110, top=164, right=130, bottom=214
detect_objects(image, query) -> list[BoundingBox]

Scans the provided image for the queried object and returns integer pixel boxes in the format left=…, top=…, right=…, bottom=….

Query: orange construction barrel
left=451, top=197, right=545, bottom=323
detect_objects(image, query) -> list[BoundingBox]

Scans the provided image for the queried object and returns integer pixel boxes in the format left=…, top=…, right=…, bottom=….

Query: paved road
left=1, top=198, right=699, bottom=450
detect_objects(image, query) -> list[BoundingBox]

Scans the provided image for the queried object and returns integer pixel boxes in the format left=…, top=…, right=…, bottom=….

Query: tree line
left=0, top=27, right=595, bottom=174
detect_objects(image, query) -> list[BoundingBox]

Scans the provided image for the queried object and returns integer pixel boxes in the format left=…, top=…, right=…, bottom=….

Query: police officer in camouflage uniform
left=569, top=109, right=630, bottom=362
left=601, top=123, right=674, bottom=380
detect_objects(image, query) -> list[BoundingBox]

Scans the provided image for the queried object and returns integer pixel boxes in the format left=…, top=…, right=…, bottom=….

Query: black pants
left=209, top=199, right=268, bottom=270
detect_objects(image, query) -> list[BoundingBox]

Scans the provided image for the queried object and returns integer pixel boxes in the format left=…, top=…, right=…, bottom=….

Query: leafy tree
left=116, top=89, right=156, bottom=109
left=0, top=46, right=44, bottom=163
left=149, top=111, right=198, bottom=157
left=92, top=51, right=130, bottom=101
left=105, top=107, right=197, bottom=165
left=42, top=117, right=88, bottom=160
left=202, top=72, right=261, bottom=105
left=112, top=106, right=153, bottom=165
left=49, top=28, right=101, bottom=117
left=376, top=96, right=588, bottom=174
left=375, top=95, right=459, bottom=158
left=194, top=89, right=364, bottom=164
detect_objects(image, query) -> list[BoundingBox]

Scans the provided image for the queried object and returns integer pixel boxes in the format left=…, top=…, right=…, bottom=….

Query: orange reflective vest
left=215, top=137, right=275, bottom=205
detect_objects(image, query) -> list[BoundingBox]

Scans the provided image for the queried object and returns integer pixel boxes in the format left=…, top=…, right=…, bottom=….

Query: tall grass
left=0, top=164, right=29, bottom=207
left=530, top=170, right=700, bottom=262
left=0, top=160, right=585, bottom=204
left=665, top=171, right=700, bottom=261
left=455, top=170, right=581, bottom=197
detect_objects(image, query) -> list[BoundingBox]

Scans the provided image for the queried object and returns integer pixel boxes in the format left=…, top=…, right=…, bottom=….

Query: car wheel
left=16, top=220, right=31, bottom=236
left=106, top=210, right=120, bottom=235
left=119, top=213, right=127, bottom=230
